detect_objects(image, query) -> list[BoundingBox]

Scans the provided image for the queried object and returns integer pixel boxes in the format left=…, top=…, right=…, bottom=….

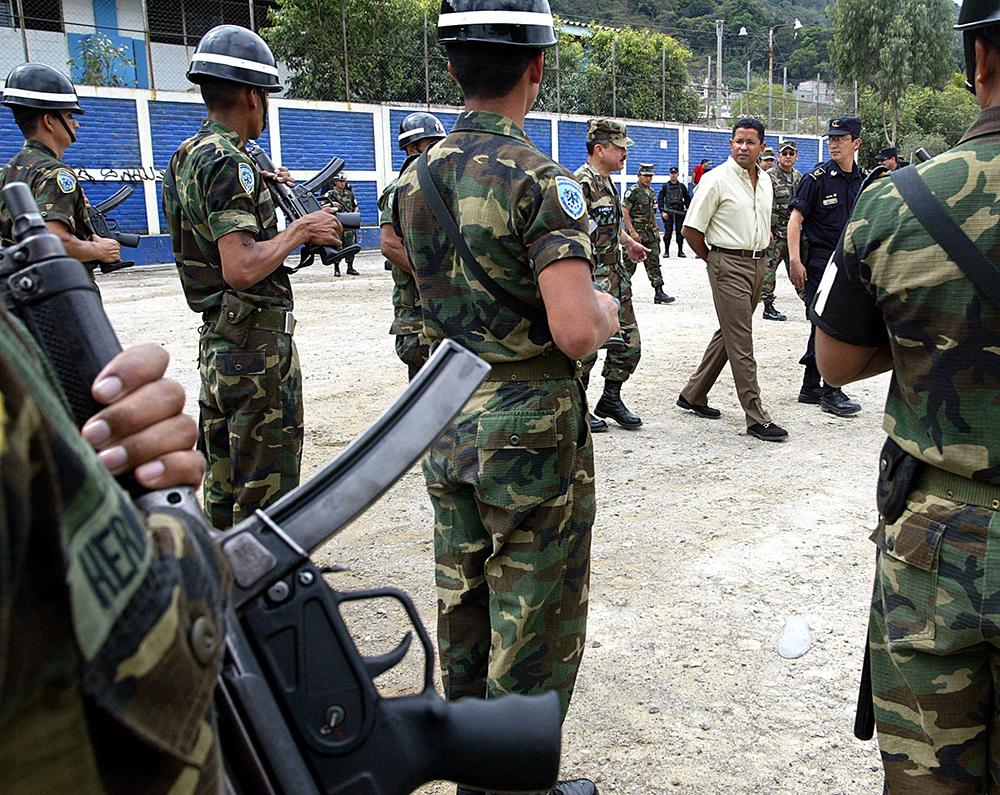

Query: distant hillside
left=551, top=0, right=835, bottom=84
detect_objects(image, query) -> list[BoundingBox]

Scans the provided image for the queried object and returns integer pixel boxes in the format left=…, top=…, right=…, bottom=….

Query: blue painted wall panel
left=351, top=180, right=379, bottom=226
left=524, top=117, right=551, bottom=156
left=687, top=129, right=732, bottom=177
left=790, top=137, right=822, bottom=172
left=557, top=120, right=588, bottom=173
left=621, top=125, right=680, bottom=177
left=149, top=101, right=271, bottom=170
left=279, top=108, right=374, bottom=171
left=64, top=97, right=141, bottom=169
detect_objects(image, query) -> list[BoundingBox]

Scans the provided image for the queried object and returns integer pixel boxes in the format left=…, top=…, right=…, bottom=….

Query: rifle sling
left=415, top=152, right=548, bottom=329
left=891, top=165, right=1000, bottom=310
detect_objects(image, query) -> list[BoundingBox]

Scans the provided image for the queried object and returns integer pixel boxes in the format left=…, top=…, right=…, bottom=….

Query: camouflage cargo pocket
left=874, top=506, right=947, bottom=648
left=474, top=410, right=564, bottom=512
left=213, top=348, right=277, bottom=416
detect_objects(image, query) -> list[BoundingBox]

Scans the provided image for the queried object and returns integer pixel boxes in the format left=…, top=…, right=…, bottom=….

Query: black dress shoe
left=676, top=394, right=721, bottom=419
left=797, top=385, right=824, bottom=404
left=747, top=422, right=788, bottom=441
left=677, top=251, right=687, bottom=257
left=820, top=387, right=861, bottom=417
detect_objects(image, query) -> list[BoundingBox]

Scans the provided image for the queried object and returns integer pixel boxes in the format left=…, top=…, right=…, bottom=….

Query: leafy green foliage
left=69, top=33, right=136, bottom=88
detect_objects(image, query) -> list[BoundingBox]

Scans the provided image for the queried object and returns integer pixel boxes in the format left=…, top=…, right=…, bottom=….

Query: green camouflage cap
left=638, top=162, right=654, bottom=175
left=587, top=118, right=634, bottom=148
left=779, top=139, right=798, bottom=153
left=760, top=146, right=775, bottom=160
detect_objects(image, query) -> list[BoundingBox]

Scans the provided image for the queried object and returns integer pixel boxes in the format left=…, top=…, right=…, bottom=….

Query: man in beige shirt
left=676, top=116, right=787, bottom=441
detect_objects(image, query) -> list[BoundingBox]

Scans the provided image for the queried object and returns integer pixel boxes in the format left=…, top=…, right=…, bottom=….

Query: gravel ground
left=101, top=250, right=888, bottom=794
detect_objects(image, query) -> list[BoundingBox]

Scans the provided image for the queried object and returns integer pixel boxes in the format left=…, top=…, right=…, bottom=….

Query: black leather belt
left=711, top=246, right=767, bottom=260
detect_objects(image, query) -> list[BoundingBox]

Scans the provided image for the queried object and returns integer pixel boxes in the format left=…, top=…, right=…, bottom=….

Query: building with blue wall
left=0, top=85, right=826, bottom=265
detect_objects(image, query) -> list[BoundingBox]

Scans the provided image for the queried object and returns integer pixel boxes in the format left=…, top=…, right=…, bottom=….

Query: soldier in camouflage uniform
left=0, top=307, right=227, bottom=792
left=761, top=140, right=803, bottom=322
left=759, top=145, right=775, bottom=171
left=0, top=64, right=121, bottom=272
left=394, top=4, right=618, bottom=793
left=378, top=111, right=446, bottom=380
left=162, top=25, right=342, bottom=530
left=324, top=175, right=360, bottom=275
left=812, top=2, right=1000, bottom=787
left=575, top=118, right=649, bottom=433
left=623, top=162, right=674, bottom=305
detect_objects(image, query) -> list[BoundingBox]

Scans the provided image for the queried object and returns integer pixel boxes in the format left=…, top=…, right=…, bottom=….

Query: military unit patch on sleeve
left=56, top=169, right=77, bottom=194
left=556, top=175, right=586, bottom=220
left=238, top=162, right=255, bottom=195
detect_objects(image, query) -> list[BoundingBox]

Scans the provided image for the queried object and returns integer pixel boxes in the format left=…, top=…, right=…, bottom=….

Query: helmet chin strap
left=54, top=111, right=76, bottom=144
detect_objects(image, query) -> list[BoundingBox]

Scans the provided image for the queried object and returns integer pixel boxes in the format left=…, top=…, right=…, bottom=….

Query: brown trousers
left=681, top=249, right=771, bottom=427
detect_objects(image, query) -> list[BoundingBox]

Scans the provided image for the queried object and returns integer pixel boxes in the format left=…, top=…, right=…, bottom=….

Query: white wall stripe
left=133, top=94, right=160, bottom=235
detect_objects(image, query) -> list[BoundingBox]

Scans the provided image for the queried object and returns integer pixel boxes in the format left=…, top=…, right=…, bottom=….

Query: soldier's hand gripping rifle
left=86, top=184, right=140, bottom=274
left=245, top=140, right=362, bottom=272
left=0, top=181, right=563, bottom=794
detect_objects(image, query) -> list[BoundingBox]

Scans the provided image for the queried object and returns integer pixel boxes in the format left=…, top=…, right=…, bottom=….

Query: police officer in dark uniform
left=657, top=166, right=689, bottom=257
left=786, top=116, right=864, bottom=417
left=877, top=146, right=908, bottom=171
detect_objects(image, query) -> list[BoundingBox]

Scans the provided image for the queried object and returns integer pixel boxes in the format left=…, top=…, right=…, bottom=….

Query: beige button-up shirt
left=684, top=156, right=773, bottom=251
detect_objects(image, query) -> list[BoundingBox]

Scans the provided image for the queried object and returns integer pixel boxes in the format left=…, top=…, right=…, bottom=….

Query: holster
left=212, top=292, right=257, bottom=347
left=876, top=436, right=919, bottom=523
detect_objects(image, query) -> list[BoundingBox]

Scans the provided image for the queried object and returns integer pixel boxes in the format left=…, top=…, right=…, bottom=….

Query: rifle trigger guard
left=362, top=631, right=413, bottom=680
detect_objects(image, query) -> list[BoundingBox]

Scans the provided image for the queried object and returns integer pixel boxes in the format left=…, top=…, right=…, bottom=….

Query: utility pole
left=782, top=66, right=787, bottom=132
left=715, top=19, right=724, bottom=128
left=768, top=26, right=774, bottom=123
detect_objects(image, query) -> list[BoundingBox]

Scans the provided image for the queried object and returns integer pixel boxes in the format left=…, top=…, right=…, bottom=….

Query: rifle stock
left=0, top=181, right=563, bottom=795
left=86, top=184, right=140, bottom=274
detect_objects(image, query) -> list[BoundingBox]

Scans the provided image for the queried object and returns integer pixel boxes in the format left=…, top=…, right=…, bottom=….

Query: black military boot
left=653, top=285, right=675, bottom=305
left=762, top=301, right=786, bottom=321
left=334, top=263, right=342, bottom=277
left=677, top=247, right=686, bottom=258
left=594, top=379, right=642, bottom=429
left=345, top=256, right=359, bottom=276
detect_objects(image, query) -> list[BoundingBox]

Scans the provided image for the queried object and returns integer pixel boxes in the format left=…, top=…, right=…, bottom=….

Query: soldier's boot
left=334, top=262, right=342, bottom=277
left=594, top=379, right=642, bottom=429
left=762, top=301, right=786, bottom=321
left=456, top=779, right=597, bottom=795
left=653, top=284, right=675, bottom=305
left=677, top=245, right=686, bottom=258
left=345, top=255, right=359, bottom=276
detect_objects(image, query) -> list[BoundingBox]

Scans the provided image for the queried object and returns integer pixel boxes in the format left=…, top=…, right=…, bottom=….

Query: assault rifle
left=245, top=140, right=362, bottom=272
left=86, top=184, right=140, bottom=274
left=0, top=181, right=563, bottom=794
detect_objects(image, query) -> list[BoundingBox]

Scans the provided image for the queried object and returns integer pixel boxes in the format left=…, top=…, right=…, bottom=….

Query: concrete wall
left=0, top=85, right=827, bottom=265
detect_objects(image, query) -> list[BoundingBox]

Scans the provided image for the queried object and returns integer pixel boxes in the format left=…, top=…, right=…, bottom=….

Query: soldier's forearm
left=47, top=221, right=106, bottom=263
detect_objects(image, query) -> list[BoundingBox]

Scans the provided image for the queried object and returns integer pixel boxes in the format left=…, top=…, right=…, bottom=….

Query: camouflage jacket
left=378, top=173, right=422, bottom=336
left=622, top=182, right=658, bottom=237
left=0, top=307, right=229, bottom=792
left=163, top=119, right=289, bottom=315
left=769, top=166, right=801, bottom=236
left=393, top=110, right=591, bottom=363
left=324, top=184, right=357, bottom=213
left=0, top=140, right=93, bottom=246
left=574, top=161, right=622, bottom=277
left=812, top=106, right=1000, bottom=483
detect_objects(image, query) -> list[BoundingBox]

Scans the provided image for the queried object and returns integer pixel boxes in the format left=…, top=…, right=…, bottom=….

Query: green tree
left=69, top=33, right=136, bottom=88
left=831, top=0, right=954, bottom=146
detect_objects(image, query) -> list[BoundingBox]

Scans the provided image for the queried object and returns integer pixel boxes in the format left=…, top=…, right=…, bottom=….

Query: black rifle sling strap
left=416, top=152, right=548, bottom=327
left=891, top=165, right=1000, bottom=309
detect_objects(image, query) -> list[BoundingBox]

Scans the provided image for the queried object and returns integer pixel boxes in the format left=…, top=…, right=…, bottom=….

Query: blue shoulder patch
left=238, top=162, right=255, bottom=195
left=556, top=176, right=586, bottom=221
left=56, top=169, right=77, bottom=194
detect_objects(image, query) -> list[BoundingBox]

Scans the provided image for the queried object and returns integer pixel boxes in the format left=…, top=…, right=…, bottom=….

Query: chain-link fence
left=0, top=2, right=846, bottom=133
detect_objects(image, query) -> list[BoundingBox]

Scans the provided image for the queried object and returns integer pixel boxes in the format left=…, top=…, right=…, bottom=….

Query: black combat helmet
left=187, top=25, right=282, bottom=91
left=437, top=0, right=558, bottom=47
left=2, top=63, right=85, bottom=114
left=398, top=112, right=447, bottom=150
left=956, top=0, right=1000, bottom=93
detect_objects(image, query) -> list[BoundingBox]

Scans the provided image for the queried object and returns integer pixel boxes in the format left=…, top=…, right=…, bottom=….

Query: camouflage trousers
left=395, top=332, right=429, bottom=381
left=198, top=328, right=304, bottom=530
left=424, top=378, right=595, bottom=720
left=762, top=235, right=806, bottom=305
left=582, top=265, right=641, bottom=383
left=869, top=484, right=1000, bottom=792
left=623, top=231, right=663, bottom=288
left=342, top=228, right=357, bottom=266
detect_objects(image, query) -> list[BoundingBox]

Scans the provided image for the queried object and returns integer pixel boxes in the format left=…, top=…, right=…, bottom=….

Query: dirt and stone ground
left=102, top=250, right=888, bottom=794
